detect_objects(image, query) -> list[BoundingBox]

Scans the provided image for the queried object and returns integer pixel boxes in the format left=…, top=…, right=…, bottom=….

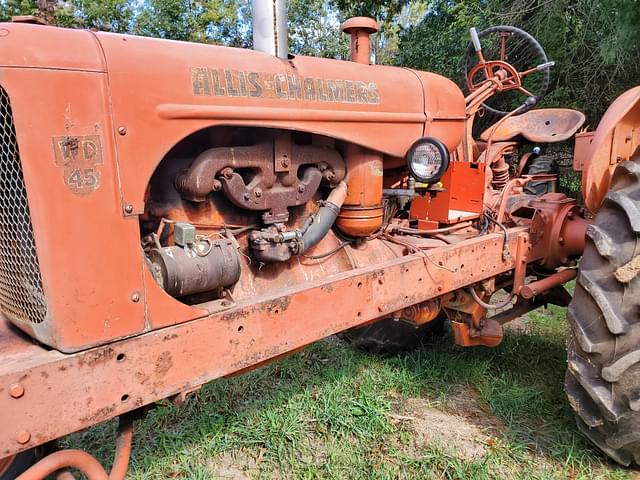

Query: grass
left=63, top=298, right=632, bottom=479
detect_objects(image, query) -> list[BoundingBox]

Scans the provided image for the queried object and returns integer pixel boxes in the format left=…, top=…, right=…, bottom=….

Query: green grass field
left=64, top=301, right=632, bottom=479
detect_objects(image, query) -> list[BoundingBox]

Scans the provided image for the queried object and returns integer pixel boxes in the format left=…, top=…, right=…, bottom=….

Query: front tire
left=565, top=156, right=640, bottom=465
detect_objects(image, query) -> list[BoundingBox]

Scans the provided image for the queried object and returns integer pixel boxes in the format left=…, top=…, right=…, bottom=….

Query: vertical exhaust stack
left=252, top=0, right=288, bottom=59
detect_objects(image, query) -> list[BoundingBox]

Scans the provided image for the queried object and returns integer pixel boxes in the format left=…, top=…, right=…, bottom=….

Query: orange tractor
left=0, top=1, right=639, bottom=477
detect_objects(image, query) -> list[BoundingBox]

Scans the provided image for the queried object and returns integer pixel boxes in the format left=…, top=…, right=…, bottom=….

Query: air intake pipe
left=335, top=144, right=384, bottom=237
left=341, top=16, right=378, bottom=65
left=335, top=19, right=385, bottom=237
left=295, top=181, right=348, bottom=253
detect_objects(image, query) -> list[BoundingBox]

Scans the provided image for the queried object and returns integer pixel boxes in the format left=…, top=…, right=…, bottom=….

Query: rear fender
left=583, top=86, right=640, bottom=213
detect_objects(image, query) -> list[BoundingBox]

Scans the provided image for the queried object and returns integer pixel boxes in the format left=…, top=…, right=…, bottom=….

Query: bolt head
left=118, top=126, right=127, bottom=135
left=297, top=184, right=305, bottom=193
left=16, top=431, right=30, bottom=444
left=254, top=189, right=262, bottom=198
left=281, top=158, right=290, bottom=168
left=8, top=383, right=24, bottom=399
left=124, top=204, right=134, bottom=214
left=131, top=292, right=141, bottom=303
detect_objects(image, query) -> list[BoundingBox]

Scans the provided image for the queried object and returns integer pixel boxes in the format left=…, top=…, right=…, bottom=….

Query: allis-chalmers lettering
left=191, top=67, right=380, bottom=105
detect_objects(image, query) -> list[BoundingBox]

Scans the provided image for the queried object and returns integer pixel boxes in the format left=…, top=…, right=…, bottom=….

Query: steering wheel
left=462, top=25, right=552, bottom=116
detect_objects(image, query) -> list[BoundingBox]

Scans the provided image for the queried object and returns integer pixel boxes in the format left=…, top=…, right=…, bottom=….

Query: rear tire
left=565, top=154, right=640, bottom=465
left=340, top=315, right=445, bottom=355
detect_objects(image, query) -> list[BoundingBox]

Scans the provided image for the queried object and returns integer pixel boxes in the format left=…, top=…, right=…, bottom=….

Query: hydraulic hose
left=467, top=286, right=514, bottom=310
left=16, top=413, right=134, bottom=480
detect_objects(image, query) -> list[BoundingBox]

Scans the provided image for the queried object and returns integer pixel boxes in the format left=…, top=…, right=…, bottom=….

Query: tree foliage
left=133, top=0, right=251, bottom=45
left=397, top=0, right=640, bottom=123
left=288, top=0, right=349, bottom=58
left=0, top=0, right=39, bottom=21
left=0, top=0, right=638, bottom=122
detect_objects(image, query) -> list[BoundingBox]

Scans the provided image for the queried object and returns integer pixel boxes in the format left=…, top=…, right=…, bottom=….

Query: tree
left=199, top=0, right=251, bottom=47
left=72, top=0, right=135, bottom=33
left=600, top=0, right=640, bottom=61
left=287, top=0, right=349, bottom=58
left=397, top=0, right=640, bottom=123
left=331, top=0, right=408, bottom=18
left=1, top=0, right=637, bottom=123
left=131, top=0, right=252, bottom=45
left=0, top=0, right=39, bottom=21
left=133, top=0, right=201, bottom=41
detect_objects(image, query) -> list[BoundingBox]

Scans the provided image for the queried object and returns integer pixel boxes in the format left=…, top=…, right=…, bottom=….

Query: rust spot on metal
left=135, top=371, right=150, bottom=385
left=263, top=297, right=290, bottom=315
left=78, top=347, right=114, bottom=368
left=79, top=404, right=116, bottom=424
left=221, top=309, right=251, bottom=323
left=230, top=345, right=288, bottom=371
left=320, top=284, right=334, bottom=294
left=154, top=351, right=173, bottom=378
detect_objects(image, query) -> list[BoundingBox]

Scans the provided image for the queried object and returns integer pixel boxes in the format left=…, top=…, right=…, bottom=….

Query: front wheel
left=565, top=156, right=640, bottom=465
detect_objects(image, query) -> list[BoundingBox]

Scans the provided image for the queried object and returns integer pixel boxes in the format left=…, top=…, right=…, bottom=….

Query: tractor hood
left=0, top=22, right=465, bottom=210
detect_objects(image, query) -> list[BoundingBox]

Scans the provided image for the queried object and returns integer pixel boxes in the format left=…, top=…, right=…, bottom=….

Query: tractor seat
left=480, top=108, right=586, bottom=143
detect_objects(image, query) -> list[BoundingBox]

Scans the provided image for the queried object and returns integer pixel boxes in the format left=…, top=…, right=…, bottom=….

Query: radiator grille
left=0, top=87, right=47, bottom=324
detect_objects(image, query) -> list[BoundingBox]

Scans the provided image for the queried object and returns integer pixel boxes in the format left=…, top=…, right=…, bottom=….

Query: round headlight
left=405, top=137, right=450, bottom=184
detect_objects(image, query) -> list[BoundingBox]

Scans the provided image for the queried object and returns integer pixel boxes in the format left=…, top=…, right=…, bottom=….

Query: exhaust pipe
left=252, top=0, right=288, bottom=59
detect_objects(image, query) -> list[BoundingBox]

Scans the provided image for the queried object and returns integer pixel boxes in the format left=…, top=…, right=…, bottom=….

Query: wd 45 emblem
left=53, top=135, right=103, bottom=196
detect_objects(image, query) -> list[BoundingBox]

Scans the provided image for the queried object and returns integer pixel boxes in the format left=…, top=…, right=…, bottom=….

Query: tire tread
left=565, top=154, right=640, bottom=466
